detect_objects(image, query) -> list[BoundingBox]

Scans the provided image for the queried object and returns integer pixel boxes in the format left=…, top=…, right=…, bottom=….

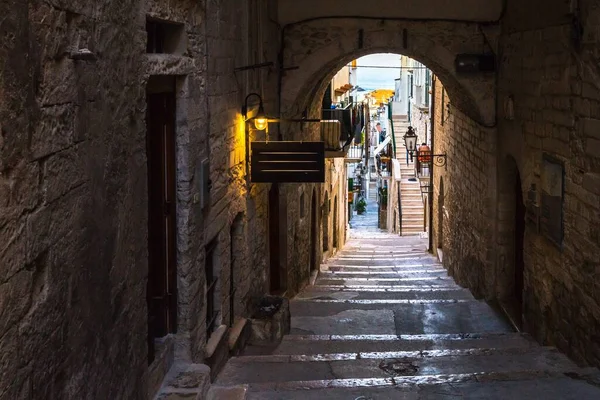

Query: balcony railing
left=346, top=144, right=363, bottom=160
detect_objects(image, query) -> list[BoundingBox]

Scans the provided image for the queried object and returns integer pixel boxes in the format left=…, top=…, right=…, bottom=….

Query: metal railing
left=347, top=144, right=363, bottom=159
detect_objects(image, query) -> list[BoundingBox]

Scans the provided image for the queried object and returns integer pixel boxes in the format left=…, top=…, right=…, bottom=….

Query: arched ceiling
left=278, top=0, right=504, bottom=25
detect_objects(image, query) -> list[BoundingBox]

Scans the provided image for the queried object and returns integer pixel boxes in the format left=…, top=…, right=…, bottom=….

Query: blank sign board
left=251, top=141, right=325, bottom=183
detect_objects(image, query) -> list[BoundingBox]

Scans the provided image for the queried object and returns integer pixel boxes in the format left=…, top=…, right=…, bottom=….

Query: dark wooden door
left=146, top=87, right=177, bottom=361
left=269, top=184, right=281, bottom=293
left=514, top=172, right=525, bottom=326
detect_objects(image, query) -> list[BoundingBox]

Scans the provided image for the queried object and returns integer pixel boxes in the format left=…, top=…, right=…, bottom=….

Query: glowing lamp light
left=243, top=92, right=268, bottom=131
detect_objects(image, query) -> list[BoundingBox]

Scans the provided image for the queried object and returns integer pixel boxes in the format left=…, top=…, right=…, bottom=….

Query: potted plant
left=356, top=198, right=367, bottom=214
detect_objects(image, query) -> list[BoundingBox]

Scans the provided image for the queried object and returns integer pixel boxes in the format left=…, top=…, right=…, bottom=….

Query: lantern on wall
left=403, top=126, right=418, bottom=162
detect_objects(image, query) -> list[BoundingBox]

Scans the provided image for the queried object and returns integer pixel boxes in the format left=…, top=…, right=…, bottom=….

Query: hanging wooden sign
left=251, top=141, right=325, bottom=183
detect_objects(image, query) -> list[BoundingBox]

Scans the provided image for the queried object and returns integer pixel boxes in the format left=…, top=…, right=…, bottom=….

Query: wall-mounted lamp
left=242, top=92, right=268, bottom=130
left=403, top=126, right=418, bottom=162
left=404, top=126, right=447, bottom=168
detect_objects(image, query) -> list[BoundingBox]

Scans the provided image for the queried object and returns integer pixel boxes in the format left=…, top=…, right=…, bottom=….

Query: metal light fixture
left=243, top=92, right=268, bottom=131
left=403, top=126, right=418, bottom=162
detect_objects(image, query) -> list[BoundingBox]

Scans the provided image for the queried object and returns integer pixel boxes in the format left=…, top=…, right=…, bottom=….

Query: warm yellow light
left=254, top=117, right=268, bottom=131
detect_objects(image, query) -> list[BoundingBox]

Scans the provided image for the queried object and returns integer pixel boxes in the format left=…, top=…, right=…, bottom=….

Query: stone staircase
left=392, top=117, right=425, bottom=236
left=209, top=232, right=600, bottom=399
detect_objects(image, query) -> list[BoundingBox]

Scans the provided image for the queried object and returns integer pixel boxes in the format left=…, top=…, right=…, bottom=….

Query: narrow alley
left=4, top=1, right=600, bottom=398
left=210, top=199, right=600, bottom=399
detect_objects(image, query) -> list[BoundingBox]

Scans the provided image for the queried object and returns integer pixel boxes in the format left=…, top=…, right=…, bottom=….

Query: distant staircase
left=392, top=116, right=425, bottom=236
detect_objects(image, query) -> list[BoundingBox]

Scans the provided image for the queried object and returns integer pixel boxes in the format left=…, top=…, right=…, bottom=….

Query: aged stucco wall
left=0, top=0, right=148, bottom=398
left=496, top=0, right=600, bottom=366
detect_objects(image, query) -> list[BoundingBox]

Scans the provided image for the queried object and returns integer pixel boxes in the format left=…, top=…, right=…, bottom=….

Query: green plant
left=356, top=198, right=367, bottom=214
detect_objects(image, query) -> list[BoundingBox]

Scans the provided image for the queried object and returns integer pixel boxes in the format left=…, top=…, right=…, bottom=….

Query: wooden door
left=146, top=80, right=177, bottom=362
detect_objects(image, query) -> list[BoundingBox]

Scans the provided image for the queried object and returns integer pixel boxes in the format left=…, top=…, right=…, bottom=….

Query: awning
left=373, top=136, right=391, bottom=156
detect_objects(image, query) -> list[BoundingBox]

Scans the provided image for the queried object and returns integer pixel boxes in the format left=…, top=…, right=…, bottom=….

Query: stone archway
left=280, top=19, right=496, bottom=126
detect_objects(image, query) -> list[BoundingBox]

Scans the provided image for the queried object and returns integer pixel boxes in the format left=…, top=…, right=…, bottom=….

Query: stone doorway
left=498, top=156, right=525, bottom=330
left=310, top=190, right=318, bottom=272
left=333, top=195, right=338, bottom=250
left=268, top=184, right=282, bottom=293
left=514, top=170, right=525, bottom=328
left=146, top=76, right=178, bottom=363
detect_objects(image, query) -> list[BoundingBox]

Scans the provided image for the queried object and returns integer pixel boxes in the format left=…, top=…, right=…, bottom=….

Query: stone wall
left=431, top=78, right=498, bottom=299
left=495, top=0, right=600, bottom=366
left=0, top=0, right=148, bottom=398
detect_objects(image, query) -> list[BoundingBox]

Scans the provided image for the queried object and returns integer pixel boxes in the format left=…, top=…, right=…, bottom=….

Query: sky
left=355, top=53, right=402, bottom=90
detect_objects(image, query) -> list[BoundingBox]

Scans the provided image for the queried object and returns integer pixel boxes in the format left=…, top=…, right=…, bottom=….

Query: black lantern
left=242, top=92, right=268, bottom=130
left=403, top=126, right=418, bottom=162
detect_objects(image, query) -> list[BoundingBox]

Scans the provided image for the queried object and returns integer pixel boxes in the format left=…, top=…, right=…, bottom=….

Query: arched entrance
left=280, top=21, right=495, bottom=127
left=498, top=156, right=525, bottom=329
left=333, top=196, right=338, bottom=250
left=322, top=191, right=329, bottom=252
left=310, top=190, right=318, bottom=271
left=268, top=184, right=282, bottom=293
left=514, top=170, right=525, bottom=327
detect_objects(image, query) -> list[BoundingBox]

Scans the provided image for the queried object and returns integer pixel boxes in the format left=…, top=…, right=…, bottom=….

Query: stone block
left=42, top=145, right=87, bottom=204
left=31, top=104, right=75, bottom=160
left=249, top=296, right=290, bottom=344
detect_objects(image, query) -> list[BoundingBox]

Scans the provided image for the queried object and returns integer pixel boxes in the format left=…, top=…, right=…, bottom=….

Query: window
left=205, top=240, right=219, bottom=339
left=146, top=18, right=185, bottom=54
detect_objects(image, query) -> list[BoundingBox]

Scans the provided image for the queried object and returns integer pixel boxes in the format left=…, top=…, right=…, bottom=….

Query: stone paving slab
left=216, top=347, right=578, bottom=385
left=295, top=288, right=475, bottom=301
left=244, top=376, right=600, bottom=400
left=273, top=333, right=537, bottom=355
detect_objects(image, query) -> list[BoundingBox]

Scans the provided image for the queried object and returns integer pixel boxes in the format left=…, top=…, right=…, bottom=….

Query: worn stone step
left=273, top=332, right=536, bottom=355
left=296, top=287, right=472, bottom=302
left=317, top=270, right=449, bottom=280
left=328, top=256, right=436, bottom=265
left=315, top=277, right=456, bottom=288
left=289, top=301, right=513, bottom=335
left=243, top=374, right=600, bottom=400
left=331, top=253, right=431, bottom=260
left=215, top=347, right=580, bottom=386
left=322, top=265, right=445, bottom=272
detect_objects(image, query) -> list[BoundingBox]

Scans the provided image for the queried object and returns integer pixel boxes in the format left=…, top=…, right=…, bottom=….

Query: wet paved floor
left=210, top=209, right=600, bottom=399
